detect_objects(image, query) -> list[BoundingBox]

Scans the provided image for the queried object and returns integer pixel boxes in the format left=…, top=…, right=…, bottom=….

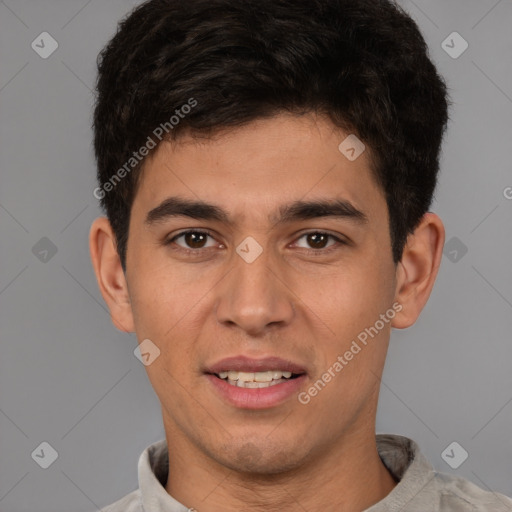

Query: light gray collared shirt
left=101, top=434, right=512, bottom=511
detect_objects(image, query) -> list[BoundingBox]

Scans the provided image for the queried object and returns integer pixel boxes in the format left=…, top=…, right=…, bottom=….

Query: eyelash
left=164, top=229, right=347, bottom=256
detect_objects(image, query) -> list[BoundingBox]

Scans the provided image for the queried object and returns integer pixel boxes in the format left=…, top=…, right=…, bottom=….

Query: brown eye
left=295, top=231, right=342, bottom=251
left=167, top=230, right=216, bottom=251
left=306, top=232, right=330, bottom=249
left=183, top=232, right=208, bottom=248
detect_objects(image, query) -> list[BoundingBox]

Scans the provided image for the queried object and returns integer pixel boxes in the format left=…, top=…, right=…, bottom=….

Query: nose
left=214, top=242, right=295, bottom=336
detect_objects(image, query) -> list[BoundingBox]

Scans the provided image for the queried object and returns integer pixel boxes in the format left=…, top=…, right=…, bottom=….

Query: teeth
left=229, top=378, right=287, bottom=388
left=254, top=371, right=273, bottom=382
left=239, top=381, right=259, bottom=388
left=217, top=370, right=296, bottom=385
left=238, top=371, right=255, bottom=382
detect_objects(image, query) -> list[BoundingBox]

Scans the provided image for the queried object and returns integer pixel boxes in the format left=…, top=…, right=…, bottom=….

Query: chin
left=216, top=440, right=307, bottom=476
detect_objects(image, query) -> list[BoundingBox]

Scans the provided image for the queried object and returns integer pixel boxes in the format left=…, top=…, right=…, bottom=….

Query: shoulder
left=100, top=489, right=142, bottom=512
left=374, top=434, right=512, bottom=511
left=430, top=471, right=512, bottom=511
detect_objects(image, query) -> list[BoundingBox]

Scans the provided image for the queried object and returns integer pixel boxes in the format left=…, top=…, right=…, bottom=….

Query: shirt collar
left=364, top=434, right=436, bottom=511
left=138, top=439, right=188, bottom=511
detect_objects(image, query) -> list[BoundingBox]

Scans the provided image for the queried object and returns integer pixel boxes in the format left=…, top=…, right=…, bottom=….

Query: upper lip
left=204, top=356, right=307, bottom=375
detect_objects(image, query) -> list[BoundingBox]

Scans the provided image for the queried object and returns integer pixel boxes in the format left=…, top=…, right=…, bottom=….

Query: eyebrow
left=145, top=196, right=369, bottom=227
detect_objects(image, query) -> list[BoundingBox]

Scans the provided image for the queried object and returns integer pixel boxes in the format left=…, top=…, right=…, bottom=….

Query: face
left=121, top=113, right=400, bottom=473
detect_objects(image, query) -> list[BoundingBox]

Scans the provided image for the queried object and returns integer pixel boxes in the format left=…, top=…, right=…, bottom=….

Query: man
left=89, top=0, right=512, bottom=510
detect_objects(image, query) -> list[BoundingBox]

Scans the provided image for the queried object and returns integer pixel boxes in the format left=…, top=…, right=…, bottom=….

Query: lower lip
left=205, top=374, right=307, bottom=409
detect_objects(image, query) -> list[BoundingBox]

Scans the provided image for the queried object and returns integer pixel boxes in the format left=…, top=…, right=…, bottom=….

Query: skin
left=90, top=113, right=444, bottom=511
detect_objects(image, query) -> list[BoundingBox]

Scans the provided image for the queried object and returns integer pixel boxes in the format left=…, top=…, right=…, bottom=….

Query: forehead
left=133, top=113, right=386, bottom=226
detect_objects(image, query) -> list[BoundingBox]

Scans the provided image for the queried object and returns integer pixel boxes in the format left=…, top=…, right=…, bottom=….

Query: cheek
left=304, top=268, right=395, bottom=392
left=299, top=260, right=392, bottom=335
left=128, top=253, right=193, bottom=322
left=127, top=263, right=211, bottom=362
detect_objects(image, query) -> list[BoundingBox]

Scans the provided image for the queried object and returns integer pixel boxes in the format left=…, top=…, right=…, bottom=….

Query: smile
left=216, top=370, right=299, bottom=388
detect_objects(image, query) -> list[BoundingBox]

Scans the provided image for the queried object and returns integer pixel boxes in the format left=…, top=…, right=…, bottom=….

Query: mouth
left=212, top=369, right=303, bottom=389
left=204, top=356, right=308, bottom=409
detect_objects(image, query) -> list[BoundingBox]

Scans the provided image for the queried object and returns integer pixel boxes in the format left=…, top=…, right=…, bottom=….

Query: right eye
left=165, top=229, right=220, bottom=254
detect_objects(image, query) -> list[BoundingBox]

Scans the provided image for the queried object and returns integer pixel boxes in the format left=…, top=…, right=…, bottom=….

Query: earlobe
left=89, top=217, right=135, bottom=333
left=391, top=212, right=445, bottom=329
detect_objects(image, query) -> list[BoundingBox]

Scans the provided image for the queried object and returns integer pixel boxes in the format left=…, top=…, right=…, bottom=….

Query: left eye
left=294, top=232, right=342, bottom=250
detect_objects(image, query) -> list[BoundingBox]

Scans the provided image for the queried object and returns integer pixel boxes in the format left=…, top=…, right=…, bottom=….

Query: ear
left=391, top=212, right=445, bottom=329
left=89, top=217, right=135, bottom=333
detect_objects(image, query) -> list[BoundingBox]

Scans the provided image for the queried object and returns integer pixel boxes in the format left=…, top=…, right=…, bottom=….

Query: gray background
left=0, top=0, right=511, bottom=510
